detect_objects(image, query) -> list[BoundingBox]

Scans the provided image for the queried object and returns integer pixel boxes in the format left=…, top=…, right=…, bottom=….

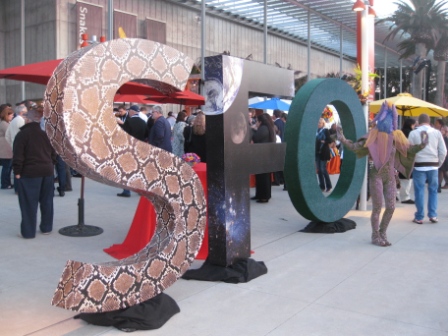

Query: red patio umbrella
left=0, top=59, right=204, bottom=105
left=0, top=59, right=63, bottom=85
left=0, top=60, right=163, bottom=95
left=116, top=82, right=164, bottom=96
left=148, top=90, right=205, bottom=105
left=114, top=93, right=159, bottom=105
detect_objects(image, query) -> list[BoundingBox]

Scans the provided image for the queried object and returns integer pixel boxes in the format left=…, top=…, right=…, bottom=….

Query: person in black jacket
left=316, top=118, right=333, bottom=192
left=116, top=105, right=148, bottom=198
left=272, top=109, right=286, bottom=186
left=13, top=107, right=57, bottom=238
left=251, top=113, right=276, bottom=203
left=273, top=109, right=285, bottom=141
left=121, top=105, right=148, bottom=142
left=148, top=106, right=172, bottom=152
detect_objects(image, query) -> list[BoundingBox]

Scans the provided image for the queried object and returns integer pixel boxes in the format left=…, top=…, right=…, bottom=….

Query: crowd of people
left=113, top=106, right=291, bottom=205
left=114, top=104, right=287, bottom=206
left=0, top=101, right=212, bottom=238
left=0, top=102, right=57, bottom=238
left=113, top=102, right=448, bottom=248
left=114, top=105, right=207, bottom=197
left=336, top=101, right=447, bottom=247
left=3, top=98, right=447, bottom=244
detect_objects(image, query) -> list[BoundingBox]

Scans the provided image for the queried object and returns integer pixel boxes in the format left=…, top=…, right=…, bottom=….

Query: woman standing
left=315, top=118, right=333, bottom=192
left=441, top=127, right=448, bottom=190
left=184, top=112, right=207, bottom=162
left=0, top=105, right=14, bottom=189
left=171, top=111, right=187, bottom=157
left=251, top=113, right=276, bottom=203
left=399, top=118, right=416, bottom=203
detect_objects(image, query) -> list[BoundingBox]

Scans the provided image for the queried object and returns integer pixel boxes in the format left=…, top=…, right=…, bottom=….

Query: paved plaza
left=1, top=175, right=448, bottom=335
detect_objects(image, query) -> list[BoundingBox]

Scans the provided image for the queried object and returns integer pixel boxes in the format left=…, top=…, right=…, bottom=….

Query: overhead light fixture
left=352, top=0, right=366, bottom=11
left=368, top=6, right=376, bottom=17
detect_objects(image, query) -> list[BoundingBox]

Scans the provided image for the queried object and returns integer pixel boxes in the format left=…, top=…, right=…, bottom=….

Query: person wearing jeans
left=399, top=118, right=416, bottom=204
left=13, top=107, right=56, bottom=238
left=0, top=158, right=12, bottom=189
left=412, top=169, right=438, bottom=222
left=409, top=113, right=447, bottom=224
left=17, top=176, right=54, bottom=237
left=55, top=155, right=67, bottom=196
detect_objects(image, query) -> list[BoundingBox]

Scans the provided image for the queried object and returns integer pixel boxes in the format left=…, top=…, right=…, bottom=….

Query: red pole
left=356, top=1, right=376, bottom=100
left=368, top=0, right=375, bottom=100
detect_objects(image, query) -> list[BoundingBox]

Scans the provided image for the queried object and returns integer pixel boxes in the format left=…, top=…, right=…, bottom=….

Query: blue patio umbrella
left=248, top=97, right=291, bottom=111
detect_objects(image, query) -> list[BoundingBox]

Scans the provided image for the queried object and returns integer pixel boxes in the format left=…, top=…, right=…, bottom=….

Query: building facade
left=0, top=0, right=356, bottom=104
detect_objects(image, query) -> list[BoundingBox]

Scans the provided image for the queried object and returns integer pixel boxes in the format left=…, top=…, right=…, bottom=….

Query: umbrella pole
left=58, top=175, right=103, bottom=237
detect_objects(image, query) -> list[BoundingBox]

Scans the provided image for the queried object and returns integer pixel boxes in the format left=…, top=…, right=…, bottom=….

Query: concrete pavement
left=1, top=176, right=447, bottom=335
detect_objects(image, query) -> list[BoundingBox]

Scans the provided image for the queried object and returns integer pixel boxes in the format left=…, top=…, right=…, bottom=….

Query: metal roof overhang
left=168, top=0, right=413, bottom=69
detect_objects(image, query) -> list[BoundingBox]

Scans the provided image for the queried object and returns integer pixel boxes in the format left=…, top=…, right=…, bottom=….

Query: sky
left=373, top=0, right=448, bottom=18
left=373, top=0, right=398, bottom=18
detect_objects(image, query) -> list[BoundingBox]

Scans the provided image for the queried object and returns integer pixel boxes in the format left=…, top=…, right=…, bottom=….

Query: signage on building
left=76, top=1, right=103, bottom=49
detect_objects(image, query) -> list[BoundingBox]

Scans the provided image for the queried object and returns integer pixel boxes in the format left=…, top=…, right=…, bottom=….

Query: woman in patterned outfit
left=337, top=102, right=427, bottom=246
left=171, top=111, right=187, bottom=157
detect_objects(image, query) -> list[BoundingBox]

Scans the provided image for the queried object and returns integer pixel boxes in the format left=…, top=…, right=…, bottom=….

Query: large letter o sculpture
left=285, top=78, right=366, bottom=222
left=45, top=39, right=206, bottom=313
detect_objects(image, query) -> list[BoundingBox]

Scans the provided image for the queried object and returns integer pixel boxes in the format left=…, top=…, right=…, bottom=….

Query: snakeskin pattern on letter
left=44, top=39, right=206, bottom=313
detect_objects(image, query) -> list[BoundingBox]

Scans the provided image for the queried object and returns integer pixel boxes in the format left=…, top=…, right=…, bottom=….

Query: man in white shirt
left=138, top=105, right=148, bottom=122
left=408, top=113, right=447, bottom=224
left=5, top=104, right=27, bottom=148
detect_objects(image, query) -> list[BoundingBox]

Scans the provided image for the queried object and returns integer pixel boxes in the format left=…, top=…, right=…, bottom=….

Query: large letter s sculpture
left=44, top=39, right=206, bottom=313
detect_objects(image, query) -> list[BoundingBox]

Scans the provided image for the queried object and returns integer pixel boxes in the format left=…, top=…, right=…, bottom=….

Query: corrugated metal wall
left=0, top=1, right=5, bottom=104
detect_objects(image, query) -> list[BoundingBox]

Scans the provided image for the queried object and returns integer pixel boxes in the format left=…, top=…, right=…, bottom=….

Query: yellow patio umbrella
left=369, top=93, right=448, bottom=117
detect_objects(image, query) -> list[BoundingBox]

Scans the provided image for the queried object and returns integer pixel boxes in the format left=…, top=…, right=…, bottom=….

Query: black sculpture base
left=59, top=224, right=103, bottom=237
left=182, top=258, right=267, bottom=283
left=74, top=293, right=180, bottom=332
left=300, top=218, right=356, bottom=234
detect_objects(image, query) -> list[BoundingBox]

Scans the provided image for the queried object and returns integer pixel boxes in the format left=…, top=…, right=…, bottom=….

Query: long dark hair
left=257, top=113, right=276, bottom=142
left=176, top=111, right=186, bottom=123
left=401, top=118, right=416, bottom=138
